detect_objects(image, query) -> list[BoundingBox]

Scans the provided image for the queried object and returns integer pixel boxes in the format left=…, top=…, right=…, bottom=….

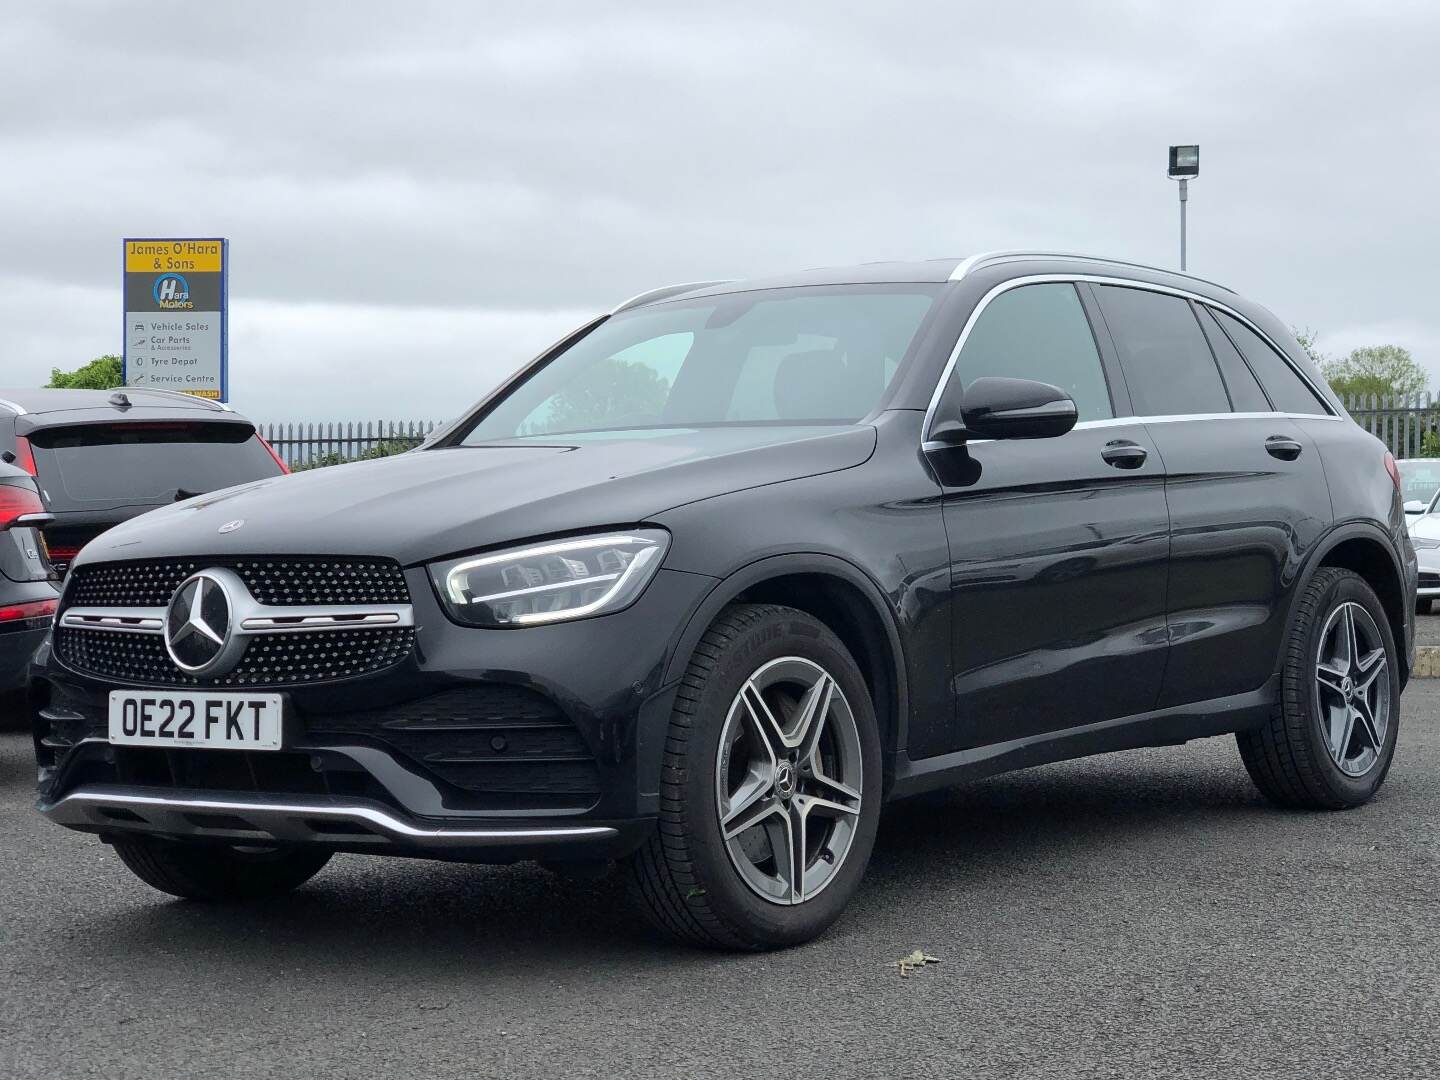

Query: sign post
left=123, top=238, right=228, bottom=400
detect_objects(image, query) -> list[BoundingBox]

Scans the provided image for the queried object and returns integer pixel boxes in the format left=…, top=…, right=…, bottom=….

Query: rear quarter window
left=1210, top=310, right=1331, bottom=416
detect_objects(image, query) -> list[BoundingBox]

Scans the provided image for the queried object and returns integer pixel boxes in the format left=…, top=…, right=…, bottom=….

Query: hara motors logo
left=152, top=272, right=194, bottom=309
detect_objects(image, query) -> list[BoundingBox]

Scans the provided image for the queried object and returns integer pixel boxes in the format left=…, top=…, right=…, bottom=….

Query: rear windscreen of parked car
left=27, top=422, right=284, bottom=512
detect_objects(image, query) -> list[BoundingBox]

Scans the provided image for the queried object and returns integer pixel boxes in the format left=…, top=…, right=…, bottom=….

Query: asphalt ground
left=1416, top=611, right=1440, bottom=646
left=1, top=685, right=1437, bottom=1080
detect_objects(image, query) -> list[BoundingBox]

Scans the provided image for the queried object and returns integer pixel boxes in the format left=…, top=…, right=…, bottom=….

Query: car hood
left=72, top=425, right=877, bottom=569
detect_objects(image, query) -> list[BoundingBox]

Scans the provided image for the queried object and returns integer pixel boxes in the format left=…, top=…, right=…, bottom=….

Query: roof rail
left=106, top=386, right=231, bottom=412
left=611, top=280, right=733, bottom=315
left=0, top=397, right=27, bottom=416
left=950, top=251, right=1234, bottom=294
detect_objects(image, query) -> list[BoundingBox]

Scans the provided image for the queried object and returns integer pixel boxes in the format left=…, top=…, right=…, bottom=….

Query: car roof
left=0, top=387, right=238, bottom=419
left=616, top=251, right=1239, bottom=312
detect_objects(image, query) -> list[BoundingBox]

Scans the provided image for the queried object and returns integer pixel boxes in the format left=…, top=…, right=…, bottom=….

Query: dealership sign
left=123, top=238, right=228, bottom=400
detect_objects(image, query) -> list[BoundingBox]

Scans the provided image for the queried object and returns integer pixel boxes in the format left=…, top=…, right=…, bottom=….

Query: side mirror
left=1404, top=500, right=1427, bottom=515
left=928, top=376, right=1078, bottom=445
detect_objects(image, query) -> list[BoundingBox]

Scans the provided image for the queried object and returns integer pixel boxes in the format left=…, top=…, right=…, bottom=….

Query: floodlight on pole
left=1168, top=145, right=1199, bottom=271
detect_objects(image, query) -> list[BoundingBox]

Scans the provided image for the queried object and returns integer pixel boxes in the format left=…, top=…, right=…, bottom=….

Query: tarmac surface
left=2, top=684, right=1437, bottom=1079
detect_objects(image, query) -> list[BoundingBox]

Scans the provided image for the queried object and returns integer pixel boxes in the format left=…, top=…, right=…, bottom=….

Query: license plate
left=108, top=691, right=283, bottom=750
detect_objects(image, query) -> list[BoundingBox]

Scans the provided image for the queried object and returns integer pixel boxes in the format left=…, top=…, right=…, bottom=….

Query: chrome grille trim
left=61, top=603, right=414, bottom=637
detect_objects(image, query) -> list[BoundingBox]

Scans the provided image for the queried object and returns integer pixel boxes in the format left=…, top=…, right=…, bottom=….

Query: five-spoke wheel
left=1238, top=567, right=1400, bottom=809
left=1314, top=601, right=1391, bottom=778
left=627, top=603, right=881, bottom=950
left=716, top=657, right=864, bottom=906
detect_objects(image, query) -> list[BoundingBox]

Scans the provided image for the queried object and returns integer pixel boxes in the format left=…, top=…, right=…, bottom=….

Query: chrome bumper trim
left=42, top=786, right=618, bottom=849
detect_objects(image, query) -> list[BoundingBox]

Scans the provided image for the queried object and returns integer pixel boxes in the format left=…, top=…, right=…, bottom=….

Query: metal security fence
left=1339, top=395, right=1440, bottom=459
left=258, top=420, right=443, bottom=469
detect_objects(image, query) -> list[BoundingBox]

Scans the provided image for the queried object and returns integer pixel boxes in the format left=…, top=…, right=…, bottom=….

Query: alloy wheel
left=1315, top=601, right=1391, bottom=778
left=714, top=656, right=864, bottom=905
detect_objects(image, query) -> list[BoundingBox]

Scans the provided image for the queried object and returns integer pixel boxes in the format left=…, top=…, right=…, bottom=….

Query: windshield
left=461, top=285, right=939, bottom=442
left=1398, top=460, right=1440, bottom=509
left=28, top=422, right=284, bottom=513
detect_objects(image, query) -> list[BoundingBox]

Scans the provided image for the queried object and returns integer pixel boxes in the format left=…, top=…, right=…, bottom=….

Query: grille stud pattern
left=54, top=626, right=415, bottom=687
left=66, top=557, right=409, bottom=608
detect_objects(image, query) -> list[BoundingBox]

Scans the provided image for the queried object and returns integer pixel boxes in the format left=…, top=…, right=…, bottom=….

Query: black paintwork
left=30, top=255, right=1417, bottom=859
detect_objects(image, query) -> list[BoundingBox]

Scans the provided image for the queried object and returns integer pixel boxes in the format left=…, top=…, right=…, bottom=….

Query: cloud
left=3, top=0, right=1439, bottom=417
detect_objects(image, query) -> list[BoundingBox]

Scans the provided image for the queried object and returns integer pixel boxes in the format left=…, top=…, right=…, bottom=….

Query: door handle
left=1265, top=435, right=1303, bottom=461
left=1101, top=440, right=1148, bottom=469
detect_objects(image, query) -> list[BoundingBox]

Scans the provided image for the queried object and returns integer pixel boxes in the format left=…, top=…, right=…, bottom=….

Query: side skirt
left=888, top=676, right=1278, bottom=800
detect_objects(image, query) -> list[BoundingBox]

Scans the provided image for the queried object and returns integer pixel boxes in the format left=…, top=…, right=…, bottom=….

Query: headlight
left=431, top=529, right=670, bottom=627
left=1414, top=537, right=1440, bottom=550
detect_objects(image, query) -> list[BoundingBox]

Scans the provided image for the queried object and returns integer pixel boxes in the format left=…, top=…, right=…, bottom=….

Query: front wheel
left=626, top=603, right=882, bottom=950
left=112, top=836, right=332, bottom=901
left=1238, top=567, right=1400, bottom=809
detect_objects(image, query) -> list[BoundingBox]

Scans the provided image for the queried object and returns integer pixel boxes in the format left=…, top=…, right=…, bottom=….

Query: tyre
left=1416, top=597, right=1431, bottom=616
left=1238, top=567, right=1400, bottom=810
left=112, top=836, right=331, bottom=901
left=626, top=603, right=882, bottom=950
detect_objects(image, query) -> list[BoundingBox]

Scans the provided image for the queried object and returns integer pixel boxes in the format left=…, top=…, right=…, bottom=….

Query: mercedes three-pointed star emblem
left=164, top=568, right=246, bottom=675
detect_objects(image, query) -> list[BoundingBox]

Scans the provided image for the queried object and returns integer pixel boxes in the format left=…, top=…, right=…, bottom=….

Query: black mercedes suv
left=30, top=253, right=1416, bottom=950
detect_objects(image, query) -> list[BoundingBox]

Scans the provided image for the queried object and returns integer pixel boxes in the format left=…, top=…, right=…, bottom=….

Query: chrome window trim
left=920, top=412, right=1341, bottom=453
left=921, top=273, right=1336, bottom=446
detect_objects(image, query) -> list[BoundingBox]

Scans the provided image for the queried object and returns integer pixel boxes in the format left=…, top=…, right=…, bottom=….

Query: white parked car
left=1409, top=488, right=1440, bottom=613
left=1395, top=458, right=1440, bottom=527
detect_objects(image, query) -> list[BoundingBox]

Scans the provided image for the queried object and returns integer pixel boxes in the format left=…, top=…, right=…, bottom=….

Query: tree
left=46, top=355, right=123, bottom=390
left=524, top=358, right=668, bottom=435
left=1322, top=344, right=1428, bottom=402
left=1293, top=328, right=1326, bottom=368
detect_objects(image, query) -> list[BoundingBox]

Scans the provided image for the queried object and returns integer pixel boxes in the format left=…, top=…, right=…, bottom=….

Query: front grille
left=54, top=625, right=415, bottom=687
left=1421, top=572, right=1440, bottom=589
left=66, top=556, right=410, bottom=608
left=309, top=686, right=601, bottom=803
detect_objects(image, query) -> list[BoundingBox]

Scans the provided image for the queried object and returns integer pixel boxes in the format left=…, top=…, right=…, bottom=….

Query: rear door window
left=27, top=422, right=283, bottom=513
left=1094, top=285, right=1230, bottom=416
left=949, top=283, right=1114, bottom=422
left=1210, top=310, right=1331, bottom=416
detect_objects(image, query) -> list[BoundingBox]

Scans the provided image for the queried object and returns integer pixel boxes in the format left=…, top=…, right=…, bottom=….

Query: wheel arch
left=1290, top=522, right=1410, bottom=683
left=663, top=554, right=910, bottom=776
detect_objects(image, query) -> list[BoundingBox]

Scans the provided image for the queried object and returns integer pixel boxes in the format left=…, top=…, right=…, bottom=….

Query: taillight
left=11, top=435, right=36, bottom=475
left=1384, top=452, right=1402, bottom=493
left=255, top=434, right=290, bottom=475
left=0, top=598, right=57, bottom=623
left=0, top=484, right=45, bottom=529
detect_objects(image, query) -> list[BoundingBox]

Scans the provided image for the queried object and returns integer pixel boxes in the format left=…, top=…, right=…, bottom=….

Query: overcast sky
left=3, top=1, right=1438, bottom=422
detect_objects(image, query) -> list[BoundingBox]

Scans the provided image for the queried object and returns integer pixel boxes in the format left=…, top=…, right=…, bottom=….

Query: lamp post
left=1168, top=144, right=1199, bottom=271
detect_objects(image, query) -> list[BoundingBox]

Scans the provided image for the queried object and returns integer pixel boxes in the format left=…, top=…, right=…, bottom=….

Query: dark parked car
left=0, top=388, right=288, bottom=575
left=30, top=254, right=1416, bottom=949
left=0, top=459, right=57, bottom=703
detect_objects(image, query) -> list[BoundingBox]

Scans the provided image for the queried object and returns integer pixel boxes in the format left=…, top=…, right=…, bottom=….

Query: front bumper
left=31, top=566, right=718, bottom=861
left=38, top=785, right=650, bottom=862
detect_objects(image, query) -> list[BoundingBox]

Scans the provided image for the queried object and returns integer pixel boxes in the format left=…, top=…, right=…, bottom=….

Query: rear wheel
left=1238, top=567, right=1400, bottom=809
left=626, top=603, right=881, bottom=950
left=112, top=836, right=331, bottom=901
left=1416, top=597, right=1431, bottom=616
